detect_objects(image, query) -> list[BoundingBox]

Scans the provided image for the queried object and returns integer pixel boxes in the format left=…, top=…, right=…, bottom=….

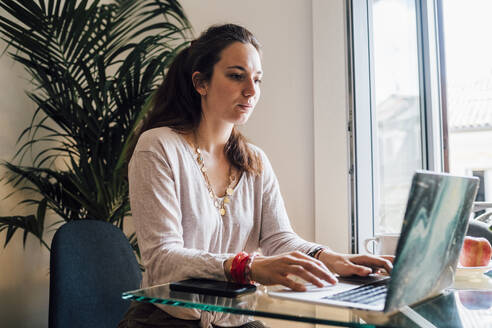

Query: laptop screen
left=385, top=171, right=479, bottom=312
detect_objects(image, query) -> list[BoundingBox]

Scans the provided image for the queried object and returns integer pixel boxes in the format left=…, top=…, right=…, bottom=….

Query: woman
left=120, top=24, right=393, bottom=328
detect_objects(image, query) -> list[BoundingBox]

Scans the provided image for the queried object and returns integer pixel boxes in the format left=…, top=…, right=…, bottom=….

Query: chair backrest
left=467, top=219, right=492, bottom=244
left=49, top=220, right=142, bottom=328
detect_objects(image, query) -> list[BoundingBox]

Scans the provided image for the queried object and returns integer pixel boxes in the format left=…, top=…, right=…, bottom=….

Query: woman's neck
left=194, top=120, right=233, bottom=155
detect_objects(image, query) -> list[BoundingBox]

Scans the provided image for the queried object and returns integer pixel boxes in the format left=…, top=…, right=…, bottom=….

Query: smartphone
left=169, top=278, right=257, bottom=298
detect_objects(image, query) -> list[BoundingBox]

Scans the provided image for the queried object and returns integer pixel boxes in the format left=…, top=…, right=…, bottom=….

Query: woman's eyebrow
left=226, top=65, right=263, bottom=75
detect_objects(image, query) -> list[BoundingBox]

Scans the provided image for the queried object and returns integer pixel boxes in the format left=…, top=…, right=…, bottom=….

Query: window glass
left=442, top=0, right=492, bottom=213
left=372, top=0, right=423, bottom=233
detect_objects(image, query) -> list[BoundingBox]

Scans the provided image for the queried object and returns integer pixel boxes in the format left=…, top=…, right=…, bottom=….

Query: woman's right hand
left=250, top=251, right=338, bottom=291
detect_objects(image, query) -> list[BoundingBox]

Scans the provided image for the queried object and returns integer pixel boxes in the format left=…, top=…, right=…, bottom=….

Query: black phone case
left=169, top=278, right=257, bottom=297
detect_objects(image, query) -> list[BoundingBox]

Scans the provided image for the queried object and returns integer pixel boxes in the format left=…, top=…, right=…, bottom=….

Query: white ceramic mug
left=364, top=233, right=400, bottom=255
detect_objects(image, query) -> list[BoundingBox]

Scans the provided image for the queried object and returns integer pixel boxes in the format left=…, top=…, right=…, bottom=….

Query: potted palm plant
left=0, top=0, right=192, bottom=251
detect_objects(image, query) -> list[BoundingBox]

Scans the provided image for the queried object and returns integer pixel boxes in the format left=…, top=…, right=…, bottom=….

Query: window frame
left=347, top=0, right=448, bottom=252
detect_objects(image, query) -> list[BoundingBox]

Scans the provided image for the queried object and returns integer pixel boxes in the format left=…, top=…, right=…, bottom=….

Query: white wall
left=0, top=34, right=53, bottom=326
left=180, top=0, right=352, bottom=252
left=0, top=1, right=351, bottom=326
left=180, top=0, right=316, bottom=241
left=312, top=0, right=351, bottom=252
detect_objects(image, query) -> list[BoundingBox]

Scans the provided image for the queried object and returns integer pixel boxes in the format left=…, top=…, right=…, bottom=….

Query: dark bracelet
left=307, top=246, right=325, bottom=259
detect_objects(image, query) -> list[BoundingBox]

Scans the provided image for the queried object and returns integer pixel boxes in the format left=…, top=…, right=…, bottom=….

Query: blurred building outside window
left=443, top=0, right=492, bottom=217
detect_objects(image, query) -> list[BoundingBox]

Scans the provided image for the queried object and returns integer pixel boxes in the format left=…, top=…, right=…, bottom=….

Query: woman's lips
left=237, top=104, right=253, bottom=112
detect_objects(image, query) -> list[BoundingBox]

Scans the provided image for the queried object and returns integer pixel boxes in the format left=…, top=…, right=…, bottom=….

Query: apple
left=459, top=236, right=492, bottom=267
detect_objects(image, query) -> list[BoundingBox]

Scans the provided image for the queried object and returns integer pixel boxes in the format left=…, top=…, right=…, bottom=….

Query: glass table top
left=122, top=272, right=492, bottom=327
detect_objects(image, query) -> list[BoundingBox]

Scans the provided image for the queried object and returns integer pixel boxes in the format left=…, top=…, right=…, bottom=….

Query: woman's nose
left=242, top=78, right=256, bottom=97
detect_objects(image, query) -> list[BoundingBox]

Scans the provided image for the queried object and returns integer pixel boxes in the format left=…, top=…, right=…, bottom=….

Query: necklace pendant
left=192, top=140, right=234, bottom=219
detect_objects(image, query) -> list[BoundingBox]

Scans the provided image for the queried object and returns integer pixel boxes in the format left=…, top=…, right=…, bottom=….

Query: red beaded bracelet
left=237, top=255, right=249, bottom=284
left=231, top=252, right=249, bottom=284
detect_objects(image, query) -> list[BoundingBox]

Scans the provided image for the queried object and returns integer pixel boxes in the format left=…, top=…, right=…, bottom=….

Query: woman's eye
left=229, top=74, right=244, bottom=80
left=255, top=79, right=262, bottom=84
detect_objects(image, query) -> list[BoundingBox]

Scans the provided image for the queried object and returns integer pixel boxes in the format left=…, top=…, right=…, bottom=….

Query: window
left=441, top=0, right=492, bottom=215
left=371, top=0, right=423, bottom=233
left=348, top=0, right=445, bottom=251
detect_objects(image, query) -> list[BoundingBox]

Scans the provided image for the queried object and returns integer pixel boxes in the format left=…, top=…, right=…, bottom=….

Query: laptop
left=269, top=171, right=479, bottom=316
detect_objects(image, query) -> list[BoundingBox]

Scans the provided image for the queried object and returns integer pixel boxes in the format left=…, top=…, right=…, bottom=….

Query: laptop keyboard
left=322, top=280, right=388, bottom=305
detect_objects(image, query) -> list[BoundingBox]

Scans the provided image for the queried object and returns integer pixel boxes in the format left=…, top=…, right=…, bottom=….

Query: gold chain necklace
left=192, top=140, right=236, bottom=216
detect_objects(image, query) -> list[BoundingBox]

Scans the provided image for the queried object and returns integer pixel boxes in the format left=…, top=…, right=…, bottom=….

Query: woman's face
left=195, top=41, right=263, bottom=126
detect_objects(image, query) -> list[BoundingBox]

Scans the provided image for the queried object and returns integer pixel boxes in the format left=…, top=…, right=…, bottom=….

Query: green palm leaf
left=0, top=0, right=192, bottom=250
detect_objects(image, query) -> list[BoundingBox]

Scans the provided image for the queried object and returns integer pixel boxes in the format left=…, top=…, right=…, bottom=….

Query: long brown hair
left=130, top=24, right=262, bottom=175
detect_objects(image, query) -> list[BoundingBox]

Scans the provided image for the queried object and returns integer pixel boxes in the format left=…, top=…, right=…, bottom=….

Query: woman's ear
left=192, top=72, right=207, bottom=96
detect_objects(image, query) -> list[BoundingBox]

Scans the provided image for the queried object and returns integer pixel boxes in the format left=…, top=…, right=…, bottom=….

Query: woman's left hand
left=318, top=250, right=394, bottom=277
